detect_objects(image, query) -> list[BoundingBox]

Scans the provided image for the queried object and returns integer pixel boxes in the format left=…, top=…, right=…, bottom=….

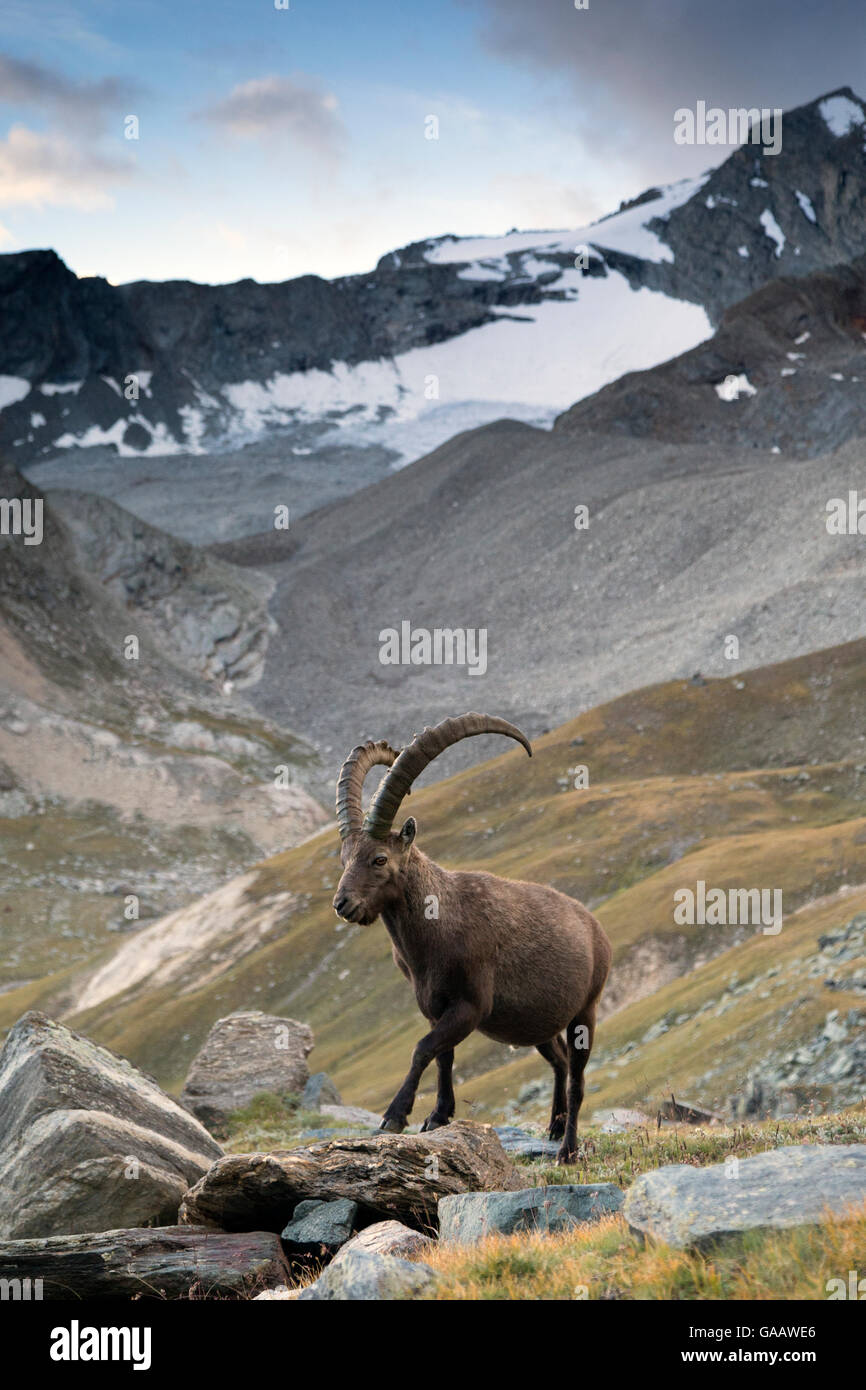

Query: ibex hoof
left=420, top=1113, right=449, bottom=1132
left=555, top=1144, right=579, bottom=1166
left=379, top=1116, right=406, bottom=1133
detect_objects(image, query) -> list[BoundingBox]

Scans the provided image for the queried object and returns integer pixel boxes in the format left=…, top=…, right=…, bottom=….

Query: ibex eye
left=373, top=855, right=387, bottom=866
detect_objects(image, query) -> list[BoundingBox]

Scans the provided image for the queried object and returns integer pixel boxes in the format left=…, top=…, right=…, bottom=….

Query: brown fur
left=333, top=818, right=611, bottom=1163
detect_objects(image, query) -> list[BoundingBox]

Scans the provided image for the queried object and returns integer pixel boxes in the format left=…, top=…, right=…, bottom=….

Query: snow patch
left=424, top=174, right=710, bottom=273
left=39, top=381, right=83, bottom=396
left=818, top=94, right=866, bottom=138
left=760, top=209, right=786, bottom=257
left=715, top=373, right=757, bottom=402
left=795, top=190, right=817, bottom=224
left=0, top=376, right=31, bottom=411
left=217, top=269, right=712, bottom=463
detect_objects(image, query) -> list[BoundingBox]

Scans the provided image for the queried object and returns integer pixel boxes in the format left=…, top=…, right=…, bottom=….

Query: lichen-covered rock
left=180, top=1010, right=313, bottom=1134
left=296, top=1247, right=439, bottom=1301
left=281, top=1197, right=358, bottom=1255
left=0, top=1012, right=222, bottom=1240
left=623, top=1144, right=866, bottom=1249
left=180, top=1120, right=521, bottom=1232
left=438, top=1184, right=624, bottom=1243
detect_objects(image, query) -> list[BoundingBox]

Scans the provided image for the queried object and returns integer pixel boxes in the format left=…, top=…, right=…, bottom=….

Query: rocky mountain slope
left=0, top=462, right=326, bottom=990
left=3, top=638, right=864, bottom=1126
left=208, top=244, right=866, bottom=793
left=6, top=87, right=866, bottom=543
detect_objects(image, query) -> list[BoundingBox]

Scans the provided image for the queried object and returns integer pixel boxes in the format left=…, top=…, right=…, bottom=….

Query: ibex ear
left=398, top=817, right=417, bottom=848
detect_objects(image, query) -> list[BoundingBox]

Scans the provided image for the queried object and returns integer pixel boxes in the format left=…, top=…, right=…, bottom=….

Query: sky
left=0, top=0, right=863, bottom=285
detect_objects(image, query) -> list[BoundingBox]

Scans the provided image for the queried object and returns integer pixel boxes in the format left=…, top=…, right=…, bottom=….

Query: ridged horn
left=363, top=712, right=531, bottom=840
left=336, top=740, right=400, bottom=840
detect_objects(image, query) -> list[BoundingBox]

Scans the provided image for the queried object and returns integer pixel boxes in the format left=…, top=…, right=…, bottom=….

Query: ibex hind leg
left=557, top=1004, right=597, bottom=1165
left=420, top=1048, right=455, bottom=1131
left=536, top=1035, right=568, bottom=1141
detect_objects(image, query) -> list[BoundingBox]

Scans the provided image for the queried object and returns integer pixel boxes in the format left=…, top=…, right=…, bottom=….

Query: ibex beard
left=333, top=712, right=611, bottom=1165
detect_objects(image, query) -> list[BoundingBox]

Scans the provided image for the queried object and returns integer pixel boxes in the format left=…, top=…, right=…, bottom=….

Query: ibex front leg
left=380, top=1002, right=481, bottom=1133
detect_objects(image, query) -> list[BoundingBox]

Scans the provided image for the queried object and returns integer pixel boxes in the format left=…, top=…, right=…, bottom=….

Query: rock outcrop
left=438, top=1184, right=624, bottom=1243
left=180, top=1010, right=314, bottom=1135
left=623, top=1144, right=866, bottom=1249
left=0, top=1013, right=222, bottom=1239
left=0, top=1225, right=288, bottom=1300
left=179, top=1121, right=521, bottom=1232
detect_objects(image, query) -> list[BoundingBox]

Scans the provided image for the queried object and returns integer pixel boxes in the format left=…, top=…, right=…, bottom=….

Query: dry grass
left=421, top=1206, right=866, bottom=1300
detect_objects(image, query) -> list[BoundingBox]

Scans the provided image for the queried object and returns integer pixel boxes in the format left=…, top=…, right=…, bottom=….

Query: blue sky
left=0, top=0, right=862, bottom=284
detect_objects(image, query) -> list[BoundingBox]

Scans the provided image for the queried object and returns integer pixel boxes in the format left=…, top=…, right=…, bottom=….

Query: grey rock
left=332, top=1219, right=436, bottom=1264
left=302, top=1072, right=342, bottom=1109
left=0, top=1012, right=223, bottom=1240
left=624, top=1144, right=866, bottom=1249
left=438, top=1184, right=624, bottom=1243
left=493, top=1125, right=560, bottom=1159
left=281, top=1197, right=358, bottom=1254
left=180, top=1010, right=313, bottom=1135
left=296, top=1247, right=439, bottom=1301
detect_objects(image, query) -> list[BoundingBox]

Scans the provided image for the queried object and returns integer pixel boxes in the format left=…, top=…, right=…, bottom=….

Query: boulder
left=624, top=1144, right=866, bottom=1249
left=281, top=1197, right=358, bottom=1255
left=494, top=1125, right=559, bottom=1159
left=302, top=1073, right=342, bottom=1109
left=439, top=1184, right=624, bottom=1243
left=0, top=1226, right=288, bottom=1300
left=296, top=1247, right=439, bottom=1301
left=333, top=1219, right=436, bottom=1263
left=0, top=1012, right=222, bottom=1239
left=180, top=1120, right=521, bottom=1232
left=657, top=1096, right=723, bottom=1125
left=180, top=1010, right=314, bottom=1134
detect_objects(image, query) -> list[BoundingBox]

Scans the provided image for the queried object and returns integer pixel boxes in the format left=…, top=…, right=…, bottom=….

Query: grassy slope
left=2, top=638, right=866, bottom=1122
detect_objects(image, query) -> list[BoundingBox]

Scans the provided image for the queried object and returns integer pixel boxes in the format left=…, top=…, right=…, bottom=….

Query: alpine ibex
left=332, top=712, right=611, bottom=1164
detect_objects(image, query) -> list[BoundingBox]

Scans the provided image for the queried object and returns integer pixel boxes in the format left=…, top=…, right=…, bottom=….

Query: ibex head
left=332, top=713, right=531, bottom=926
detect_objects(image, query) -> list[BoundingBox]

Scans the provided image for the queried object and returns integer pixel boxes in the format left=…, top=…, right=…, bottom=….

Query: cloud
left=0, top=125, right=134, bottom=209
left=198, top=75, right=346, bottom=158
left=466, top=0, right=866, bottom=174
left=0, top=52, right=140, bottom=132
